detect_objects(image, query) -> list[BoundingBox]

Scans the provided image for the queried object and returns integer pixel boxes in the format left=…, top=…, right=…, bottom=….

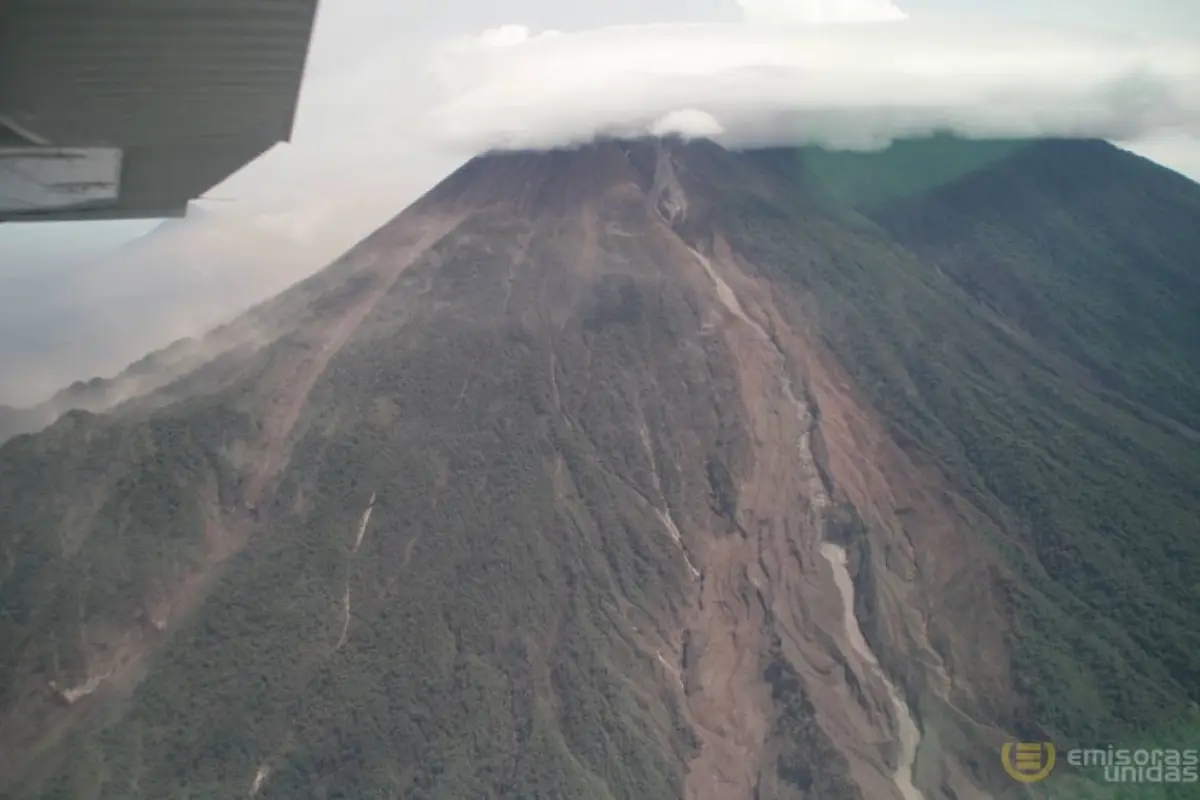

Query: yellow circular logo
left=1002, top=741, right=1057, bottom=783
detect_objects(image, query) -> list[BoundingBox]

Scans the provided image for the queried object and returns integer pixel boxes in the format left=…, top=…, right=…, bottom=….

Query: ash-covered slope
left=1, top=137, right=1197, bottom=800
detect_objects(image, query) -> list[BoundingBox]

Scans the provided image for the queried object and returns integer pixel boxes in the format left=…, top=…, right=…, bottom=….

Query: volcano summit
left=1, top=136, right=1198, bottom=800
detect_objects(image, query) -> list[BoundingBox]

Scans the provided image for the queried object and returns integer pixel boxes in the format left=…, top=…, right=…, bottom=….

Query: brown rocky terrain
left=1, top=136, right=1197, bottom=799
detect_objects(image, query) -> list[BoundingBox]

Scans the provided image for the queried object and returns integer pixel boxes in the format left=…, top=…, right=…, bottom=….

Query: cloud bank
left=736, top=0, right=905, bottom=24
left=424, top=19, right=1200, bottom=155
left=0, top=210, right=334, bottom=405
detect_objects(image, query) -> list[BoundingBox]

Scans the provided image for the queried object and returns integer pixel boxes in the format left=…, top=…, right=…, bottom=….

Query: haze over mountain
left=0, top=194, right=423, bottom=412
left=0, top=209, right=316, bottom=408
left=0, top=134, right=1196, bottom=800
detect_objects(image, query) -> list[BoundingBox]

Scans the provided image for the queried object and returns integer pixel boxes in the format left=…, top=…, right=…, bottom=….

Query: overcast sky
left=0, top=0, right=1197, bottom=405
left=3, top=0, right=1198, bottom=267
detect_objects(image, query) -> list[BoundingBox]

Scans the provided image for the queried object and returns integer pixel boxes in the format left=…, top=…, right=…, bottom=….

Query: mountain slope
left=0, top=137, right=1197, bottom=800
left=786, top=137, right=1200, bottom=733
left=736, top=136, right=1200, bottom=735
left=864, top=139, right=1200, bottom=433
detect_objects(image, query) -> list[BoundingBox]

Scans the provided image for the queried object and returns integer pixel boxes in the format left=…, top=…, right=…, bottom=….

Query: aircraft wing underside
left=0, top=0, right=319, bottom=222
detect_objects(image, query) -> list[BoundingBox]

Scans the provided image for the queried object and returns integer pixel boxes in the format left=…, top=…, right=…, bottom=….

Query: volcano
left=1, top=136, right=1198, bottom=800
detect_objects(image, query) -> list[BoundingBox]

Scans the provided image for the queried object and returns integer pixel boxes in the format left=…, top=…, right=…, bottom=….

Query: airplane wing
left=0, top=0, right=319, bottom=222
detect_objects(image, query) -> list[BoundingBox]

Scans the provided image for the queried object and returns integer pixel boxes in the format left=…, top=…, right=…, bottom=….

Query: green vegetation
left=723, top=138, right=1200, bottom=751
left=1029, top=715, right=1200, bottom=800
left=755, top=134, right=1030, bottom=209
left=764, top=642, right=861, bottom=798
left=0, top=215, right=745, bottom=798
left=1, top=136, right=1197, bottom=799
left=870, top=138, right=1200, bottom=433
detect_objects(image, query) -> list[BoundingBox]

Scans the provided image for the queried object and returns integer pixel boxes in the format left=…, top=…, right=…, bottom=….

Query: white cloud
left=423, top=19, right=1200, bottom=155
left=651, top=109, right=726, bottom=138
left=478, top=23, right=533, bottom=47
left=6, top=0, right=1200, bottom=406
left=737, top=0, right=905, bottom=24
left=475, top=24, right=563, bottom=47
